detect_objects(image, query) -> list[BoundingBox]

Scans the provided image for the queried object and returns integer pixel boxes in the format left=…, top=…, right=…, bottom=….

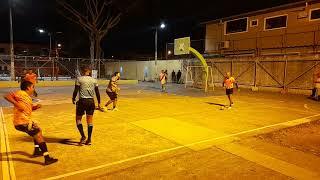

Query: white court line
left=44, top=113, right=320, bottom=180
left=235, top=102, right=319, bottom=114
left=220, top=98, right=320, bottom=114
left=0, top=107, right=16, bottom=180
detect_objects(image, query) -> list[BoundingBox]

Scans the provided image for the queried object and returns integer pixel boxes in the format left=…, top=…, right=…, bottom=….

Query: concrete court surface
left=0, top=82, right=320, bottom=180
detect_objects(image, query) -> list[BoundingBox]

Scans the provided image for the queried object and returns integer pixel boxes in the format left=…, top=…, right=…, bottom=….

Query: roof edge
left=201, top=0, right=316, bottom=25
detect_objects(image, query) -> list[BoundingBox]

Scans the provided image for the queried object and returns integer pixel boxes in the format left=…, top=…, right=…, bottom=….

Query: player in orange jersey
left=4, top=81, right=58, bottom=165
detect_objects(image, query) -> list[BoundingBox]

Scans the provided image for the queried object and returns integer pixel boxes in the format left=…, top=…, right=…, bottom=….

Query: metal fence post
left=255, top=33, right=258, bottom=56
left=24, top=56, right=27, bottom=69
left=56, top=58, right=58, bottom=80
left=313, top=30, right=317, bottom=53
left=136, top=61, right=138, bottom=80
left=98, top=59, right=101, bottom=78
left=283, top=57, right=288, bottom=89
left=51, top=57, right=54, bottom=81
left=254, top=60, right=257, bottom=87
left=231, top=60, right=233, bottom=75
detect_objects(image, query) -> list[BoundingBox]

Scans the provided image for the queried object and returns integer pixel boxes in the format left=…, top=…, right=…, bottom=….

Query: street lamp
left=38, top=28, right=54, bottom=80
left=38, top=29, right=45, bottom=33
left=155, top=22, right=166, bottom=80
left=38, top=28, right=52, bottom=57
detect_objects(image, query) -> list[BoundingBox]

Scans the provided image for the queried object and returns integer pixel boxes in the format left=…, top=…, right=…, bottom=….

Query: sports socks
left=87, top=124, right=93, bottom=141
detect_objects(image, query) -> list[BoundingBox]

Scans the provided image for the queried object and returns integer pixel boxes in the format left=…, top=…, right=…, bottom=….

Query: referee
left=72, top=66, right=101, bottom=145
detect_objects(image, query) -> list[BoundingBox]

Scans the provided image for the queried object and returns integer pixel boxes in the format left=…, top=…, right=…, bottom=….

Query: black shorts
left=226, top=88, right=233, bottom=95
left=15, top=123, right=41, bottom=136
left=76, top=98, right=95, bottom=116
left=107, top=91, right=117, bottom=100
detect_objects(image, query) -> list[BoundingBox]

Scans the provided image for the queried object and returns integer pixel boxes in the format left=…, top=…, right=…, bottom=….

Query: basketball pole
left=175, top=37, right=212, bottom=93
left=205, top=66, right=209, bottom=92
left=188, top=47, right=209, bottom=92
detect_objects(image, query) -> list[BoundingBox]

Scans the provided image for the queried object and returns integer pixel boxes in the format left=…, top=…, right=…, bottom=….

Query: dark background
left=0, top=0, right=303, bottom=58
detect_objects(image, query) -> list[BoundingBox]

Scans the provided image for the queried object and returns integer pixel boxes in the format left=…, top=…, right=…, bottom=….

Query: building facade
left=204, top=1, right=320, bottom=57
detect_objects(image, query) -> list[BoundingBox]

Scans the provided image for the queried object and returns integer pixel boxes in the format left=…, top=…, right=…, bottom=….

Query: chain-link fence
left=0, top=55, right=120, bottom=80
left=0, top=54, right=319, bottom=92
left=102, top=56, right=320, bottom=91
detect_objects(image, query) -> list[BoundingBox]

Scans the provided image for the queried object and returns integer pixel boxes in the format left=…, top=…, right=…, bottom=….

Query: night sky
left=0, top=0, right=304, bottom=58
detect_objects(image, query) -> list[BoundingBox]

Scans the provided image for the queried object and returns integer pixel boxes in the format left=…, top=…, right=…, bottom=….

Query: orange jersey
left=24, top=73, right=37, bottom=84
left=224, top=77, right=235, bottom=89
left=11, top=90, right=33, bottom=126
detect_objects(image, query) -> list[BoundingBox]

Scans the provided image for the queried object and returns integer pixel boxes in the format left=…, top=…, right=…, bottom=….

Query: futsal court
left=1, top=82, right=320, bottom=180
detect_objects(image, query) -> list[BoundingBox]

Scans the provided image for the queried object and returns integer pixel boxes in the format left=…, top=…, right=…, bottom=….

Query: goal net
left=185, top=65, right=214, bottom=92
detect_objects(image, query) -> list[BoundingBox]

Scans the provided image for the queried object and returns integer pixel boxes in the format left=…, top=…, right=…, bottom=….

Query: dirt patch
left=257, top=120, right=320, bottom=156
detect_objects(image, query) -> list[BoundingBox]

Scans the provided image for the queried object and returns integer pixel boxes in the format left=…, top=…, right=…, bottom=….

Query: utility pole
left=9, top=0, right=15, bottom=81
left=155, top=28, right=158, bottom=80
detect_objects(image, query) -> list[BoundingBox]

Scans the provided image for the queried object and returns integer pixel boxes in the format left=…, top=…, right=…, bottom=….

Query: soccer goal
left=185, top=65, right=214, bottom=92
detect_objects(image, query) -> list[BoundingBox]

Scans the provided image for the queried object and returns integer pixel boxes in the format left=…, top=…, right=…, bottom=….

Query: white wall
left=104, top=60, right=184, bottom=81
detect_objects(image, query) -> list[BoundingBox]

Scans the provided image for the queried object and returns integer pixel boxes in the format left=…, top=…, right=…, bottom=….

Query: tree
left=57, top=0, right=123, bottom=67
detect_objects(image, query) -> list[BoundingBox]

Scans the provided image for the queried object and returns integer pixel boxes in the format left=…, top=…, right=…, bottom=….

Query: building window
left=264, top=15, right=287, bottom=30
left=4, top=66, right=7, bottom=71
left=310, top=9, right=320, bottom=21
left=250, top=20, right=258, bottom=27
left=225, top=17, right=248, bottom=34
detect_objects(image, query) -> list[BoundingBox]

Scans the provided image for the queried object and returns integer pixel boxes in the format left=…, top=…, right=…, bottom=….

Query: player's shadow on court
left=206, top=102, right=226, bottom=107
left=17, top=136, right=81, bottom=146
left=1, top=151, right=43, bottom=165
left=1, top=151, right=32, bottom=157
left=59, top=139, right=81, bottom=146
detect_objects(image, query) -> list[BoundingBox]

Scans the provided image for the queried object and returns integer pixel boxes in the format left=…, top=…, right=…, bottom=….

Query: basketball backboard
left=174, top=37, right=190, bottom=55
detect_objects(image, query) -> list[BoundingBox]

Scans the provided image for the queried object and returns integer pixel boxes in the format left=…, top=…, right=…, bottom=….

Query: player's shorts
left=226, top=88, right=233, bottom=95
left=15, top=123, right=41, bottom=136
left=76, top=98, right=95, bottom=116
left=107, top=91, right=118, bottom=100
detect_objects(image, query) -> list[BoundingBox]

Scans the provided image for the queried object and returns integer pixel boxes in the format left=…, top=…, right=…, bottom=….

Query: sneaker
left=112, top=108, right=119, bottom=111
left=85, top=140, right=91, bottom=145
left=44, top=157, right=58, bottom=165
left=96, top=106, right=105, bottom=112
left=32, top=148, right=42, bottom=157
left=79, top=136, right=86, bottom=146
